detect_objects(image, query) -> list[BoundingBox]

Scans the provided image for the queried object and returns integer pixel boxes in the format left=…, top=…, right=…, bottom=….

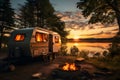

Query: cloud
left=79, top=31, right=104, bottom=36
left=55, top=11, right=118, bottom=38
left=111, top=28, right=119, bottom=32
left=55, top=11, right=116, bottom=31
left=88, top=25, right=95, bottom=29
left=104, top=32, right=112, bottom=35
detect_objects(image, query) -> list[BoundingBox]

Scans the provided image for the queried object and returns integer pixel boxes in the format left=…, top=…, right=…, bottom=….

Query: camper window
left=35, top=32, right=48, bottom=42
left=55, top=36, right=59, bottom=43
left=15, top=34, right=25, bottom=41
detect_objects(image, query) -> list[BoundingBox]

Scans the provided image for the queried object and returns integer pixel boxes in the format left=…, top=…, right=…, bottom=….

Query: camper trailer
left=8, top=27, right=61, bottom=60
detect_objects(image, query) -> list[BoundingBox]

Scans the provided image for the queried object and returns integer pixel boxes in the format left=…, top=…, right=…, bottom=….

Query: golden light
left=35, top=33, right=42, bottom=42
left=67, top=30, right=81, bottom=39
left=73, top=35, right=80, bottom=40
left=15, top=34, right=24, bottom=41
left=73, top=43, right=79, bottom=46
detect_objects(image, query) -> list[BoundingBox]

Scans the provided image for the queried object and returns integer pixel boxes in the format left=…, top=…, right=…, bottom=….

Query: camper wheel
left=47, top=54, right=52, bottom=61
left=42, top=55, right=49, bottom=62
left=47, top=53, right=56, bottom=61
left=52, top=53, right=56, bottom=60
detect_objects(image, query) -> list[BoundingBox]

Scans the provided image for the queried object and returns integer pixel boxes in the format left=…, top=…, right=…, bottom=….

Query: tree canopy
left=19, top=0, right=68, bottom=42
left=77, top=0, right=120, bottom=36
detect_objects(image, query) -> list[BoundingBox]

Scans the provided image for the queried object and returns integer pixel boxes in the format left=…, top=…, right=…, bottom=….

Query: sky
left=11, top=0, right=79, bottom=12
left=55, top=11, right=118, bottom=39
left=11, top=0, right=119, bottom=39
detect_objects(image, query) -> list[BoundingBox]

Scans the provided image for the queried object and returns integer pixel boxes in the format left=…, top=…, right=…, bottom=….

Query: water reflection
left=65, top=42, right=111, bottom=54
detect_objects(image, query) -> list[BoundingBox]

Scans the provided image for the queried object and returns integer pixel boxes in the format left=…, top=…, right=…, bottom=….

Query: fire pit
left=61, top=62, right=80, bottom=71
left=51, top=62, right=92, bottom=80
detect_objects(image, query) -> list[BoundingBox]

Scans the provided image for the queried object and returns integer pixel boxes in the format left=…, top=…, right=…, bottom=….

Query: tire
left=48, top=55, right=53, bottom=62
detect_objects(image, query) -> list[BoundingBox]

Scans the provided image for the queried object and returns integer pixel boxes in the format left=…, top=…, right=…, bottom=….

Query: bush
left=108, top=42, right=120, bottom=57
left=79, top=50, right=89, bottom=58
left=59, top=45, right=68, bottom=56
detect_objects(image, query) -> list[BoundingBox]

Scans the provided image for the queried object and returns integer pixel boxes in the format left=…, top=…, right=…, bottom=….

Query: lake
left=64, top=42, right=111, bottom=55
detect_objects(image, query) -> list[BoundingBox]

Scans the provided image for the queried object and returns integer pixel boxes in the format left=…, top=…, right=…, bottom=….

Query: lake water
left=64, top=42, right=111, bottom=54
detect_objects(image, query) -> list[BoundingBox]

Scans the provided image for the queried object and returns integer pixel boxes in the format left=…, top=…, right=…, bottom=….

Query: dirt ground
left=0, top=55, right=112, bottom=80
left=0, top=56, right=75, bottom=79
left=0, top=49, right=113, bottom=80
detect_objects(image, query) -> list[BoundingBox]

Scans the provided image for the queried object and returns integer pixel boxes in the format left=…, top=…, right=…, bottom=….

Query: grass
left=83, top=55, right=120, bottom=80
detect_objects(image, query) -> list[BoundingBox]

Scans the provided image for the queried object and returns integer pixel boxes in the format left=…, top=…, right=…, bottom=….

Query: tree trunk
left=116, top=12, right=120, bottom=37
left=106, top=0, right=120, bottom=37
left=0, top=26, right=4, bottom=49
left=112, top=0, right=120, bottom=38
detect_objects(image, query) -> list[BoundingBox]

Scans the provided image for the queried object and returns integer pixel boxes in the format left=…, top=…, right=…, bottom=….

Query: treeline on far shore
left=67, top=38, right=120, bottom=43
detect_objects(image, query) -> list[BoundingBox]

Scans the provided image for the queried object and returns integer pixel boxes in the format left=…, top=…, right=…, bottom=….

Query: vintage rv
left=8, top=27, right=61, bottom=60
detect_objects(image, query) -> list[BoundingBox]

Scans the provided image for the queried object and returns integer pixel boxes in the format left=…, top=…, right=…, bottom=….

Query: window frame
left=35, top=32, right=48, bottom=42
left=14, top=33, right=25, bottom=42
left=54, top=36, right=59, bottom=43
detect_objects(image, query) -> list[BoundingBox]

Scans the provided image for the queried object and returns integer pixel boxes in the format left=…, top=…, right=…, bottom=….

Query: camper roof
left=35, top=27, right=60, bottom=35
left=12, top=27, right=60, bottom=35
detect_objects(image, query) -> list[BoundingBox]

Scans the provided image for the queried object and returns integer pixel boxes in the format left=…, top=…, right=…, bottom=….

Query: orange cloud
left=55, top=11, right=118, bottom=39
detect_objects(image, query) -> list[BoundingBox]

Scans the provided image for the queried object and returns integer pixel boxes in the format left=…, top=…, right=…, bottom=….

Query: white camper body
left=8, top=27, right=61, bottom=59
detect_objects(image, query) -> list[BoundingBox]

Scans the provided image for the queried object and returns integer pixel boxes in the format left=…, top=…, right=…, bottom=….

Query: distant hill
left=67, top=38, right=120, bottom=42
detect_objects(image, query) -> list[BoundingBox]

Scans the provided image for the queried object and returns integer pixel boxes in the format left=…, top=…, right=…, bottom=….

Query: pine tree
left=0, top=0, right=14, bottom=48
left=19, top=0, right=36, bottom=27
left=19, top=0, right=68, bottom=41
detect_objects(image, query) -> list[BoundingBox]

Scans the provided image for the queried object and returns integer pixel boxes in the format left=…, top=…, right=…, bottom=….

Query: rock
left=74, top=57, right=85, bottom=64
left=0, top=60, right=14, bottom=72
left=32, top=72, right=42, bottom=79
left=9, top=64, right=15, bottom=71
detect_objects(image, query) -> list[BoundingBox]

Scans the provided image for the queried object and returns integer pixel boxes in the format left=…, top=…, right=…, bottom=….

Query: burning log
left=61, top=63, right=80, bottom=71
left=74, top=57, right=85, bottom=64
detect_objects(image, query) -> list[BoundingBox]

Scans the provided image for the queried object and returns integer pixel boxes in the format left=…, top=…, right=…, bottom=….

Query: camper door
left=53, top=35, right=61, bottom=53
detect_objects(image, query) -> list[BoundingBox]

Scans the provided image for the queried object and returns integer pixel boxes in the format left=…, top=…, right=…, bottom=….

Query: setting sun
left=73, top=35, right=80, bottom=39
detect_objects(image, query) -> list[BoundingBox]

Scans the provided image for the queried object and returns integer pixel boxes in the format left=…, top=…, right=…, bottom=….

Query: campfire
left=62, top=63, right=78, bottom=71
left=51, top=62, right=92, bottom=80
left=58, top=62, right=81, bottom=72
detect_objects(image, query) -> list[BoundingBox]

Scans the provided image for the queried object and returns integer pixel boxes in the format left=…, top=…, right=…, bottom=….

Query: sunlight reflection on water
left=65, top=42, right=111, bottom=54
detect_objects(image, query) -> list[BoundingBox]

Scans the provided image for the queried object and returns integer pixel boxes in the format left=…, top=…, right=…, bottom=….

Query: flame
left=62, top=63, right=77, bottom=71
left=70, top=63, right=77, bottom=71
left=63, top=63, right=69, bottom=71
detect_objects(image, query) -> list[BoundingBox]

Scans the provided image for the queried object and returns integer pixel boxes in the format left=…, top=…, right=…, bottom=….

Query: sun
left=66, top=30, right=81, bottom=39
left=73, top=36, right=80, bottom=40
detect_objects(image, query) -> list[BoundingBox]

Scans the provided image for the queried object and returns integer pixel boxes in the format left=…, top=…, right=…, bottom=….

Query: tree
left=46, top=14, right=68, bottom=42
left=19, top=1, right=36, bottom=27
left=19, top=0, right=68, bottom=41
left=0, top=0, right=14, bottom=48
left=77, top=0, right=120, bottom=37
left=19, top=0, right=55, bottom=27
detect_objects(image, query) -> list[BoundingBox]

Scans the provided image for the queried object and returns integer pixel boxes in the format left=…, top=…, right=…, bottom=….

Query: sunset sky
left=55, top=11, right=119, bottom=39
left=11, top=0, right=119, bottom=39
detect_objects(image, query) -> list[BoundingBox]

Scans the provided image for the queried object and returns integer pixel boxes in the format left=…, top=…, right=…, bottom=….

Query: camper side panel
left=8, top=29, right=33, bottom=58
left=30, top=29, right=49, bottom=57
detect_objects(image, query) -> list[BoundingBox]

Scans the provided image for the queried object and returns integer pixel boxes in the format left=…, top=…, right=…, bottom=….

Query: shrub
left=79, top=50, right=89, bottom=58
left=59, top=45, right=68, bottom=56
